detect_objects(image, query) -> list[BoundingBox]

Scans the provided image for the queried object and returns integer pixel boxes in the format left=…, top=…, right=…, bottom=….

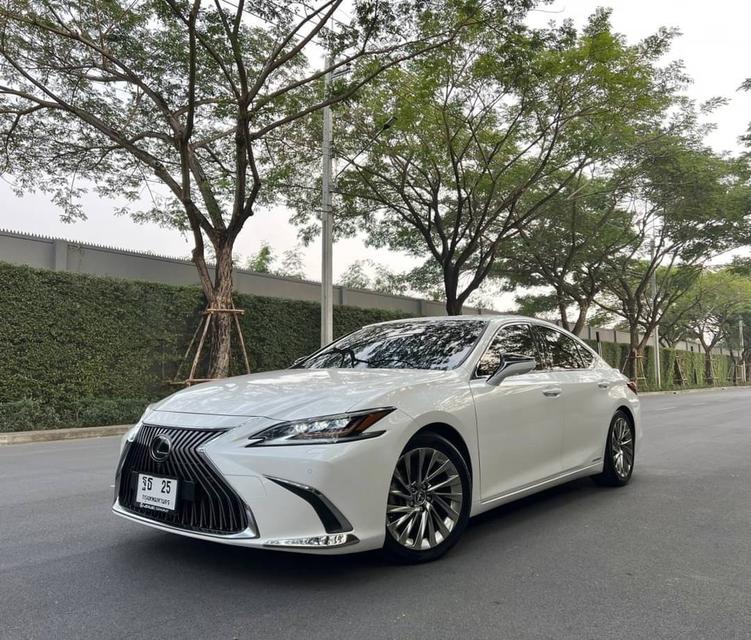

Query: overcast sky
left=1, top=0, right=749, bottom=307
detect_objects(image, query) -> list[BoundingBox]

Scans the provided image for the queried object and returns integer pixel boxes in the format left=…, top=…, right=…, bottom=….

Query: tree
left=595, top=140, right=751, bottom=378
left=292, top=9, right=685, bottom=314
left=677, top=270, right=751, bottom=382
left=246, top=242, right=305, bottom=278
left=0, top=0, right=488, bottom=376
left=337, top=258, right=406, bottom=294
left=276, top=247, right=305, bottom=279
left=246, top=242, right=275, bottom=273
left=500, top=172, right=641, bottom=335
left=338, top=260, right=371, bottom=289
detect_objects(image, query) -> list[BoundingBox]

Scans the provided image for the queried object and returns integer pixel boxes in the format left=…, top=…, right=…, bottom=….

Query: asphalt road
left=2, top=388, right=750, bottom=640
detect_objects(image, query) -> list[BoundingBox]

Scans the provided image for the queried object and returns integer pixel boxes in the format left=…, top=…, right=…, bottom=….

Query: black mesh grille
left=118, top=425, right=249, bottom=535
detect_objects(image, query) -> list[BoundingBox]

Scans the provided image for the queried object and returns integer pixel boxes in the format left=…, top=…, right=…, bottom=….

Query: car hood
left=149, top=368, right=452, bottom=423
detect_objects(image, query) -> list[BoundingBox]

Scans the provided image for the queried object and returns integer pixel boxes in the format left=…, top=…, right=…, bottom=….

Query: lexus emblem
left=149, top=434, right=172, bottom=463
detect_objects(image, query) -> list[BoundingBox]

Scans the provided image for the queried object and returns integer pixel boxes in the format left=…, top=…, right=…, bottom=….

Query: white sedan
left=113, top=316, right=640, bottom=562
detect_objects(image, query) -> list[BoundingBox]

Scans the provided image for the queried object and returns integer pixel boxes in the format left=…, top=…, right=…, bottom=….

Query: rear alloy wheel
left=593, top=410, right=635, bottom=487
left=383, top=433, right=471, bottom=563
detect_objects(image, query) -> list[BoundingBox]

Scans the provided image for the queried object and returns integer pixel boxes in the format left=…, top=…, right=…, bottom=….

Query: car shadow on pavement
left=114, top=475, right=620, bottom=585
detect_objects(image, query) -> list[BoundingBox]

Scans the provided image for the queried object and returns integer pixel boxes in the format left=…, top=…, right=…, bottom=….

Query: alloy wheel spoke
left=392, top=468, right=410, bottom=493
left=424, top=459, right=451, bottom=484
left=387, top=504, right=413, bottom=514
left=403, top=450, right=414, bottom=486
left=424, top=448, right=438, bottom=479
left=425, top=505, right=438, bottom=547
left=389, top=487, right=411, bottom=501
left=428, top=474, right=459, bottom=492
left=415, top=510, right=428, bottom=548
left=432, top=493, right=460, bottom=518
left=431, top=507, right=450, bottom=538
left=417, top=448, right=427, bottom=482
left=397, top=511, right=418, bottom=545
left=391, top=510, right=415, bottom=530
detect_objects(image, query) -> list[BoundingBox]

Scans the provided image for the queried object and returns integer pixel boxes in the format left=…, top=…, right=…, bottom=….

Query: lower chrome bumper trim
left=263, top=533, right=360, bottom=549
left=112, top=499, right=259, bottom=539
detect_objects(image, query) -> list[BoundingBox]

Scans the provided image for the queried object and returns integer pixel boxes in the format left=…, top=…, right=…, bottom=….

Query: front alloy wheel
left=384, top=433, right=471, bottom=563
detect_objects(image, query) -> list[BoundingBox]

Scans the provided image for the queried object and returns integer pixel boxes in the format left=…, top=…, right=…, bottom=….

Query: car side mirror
left=487, top=356, right=536, bottom=386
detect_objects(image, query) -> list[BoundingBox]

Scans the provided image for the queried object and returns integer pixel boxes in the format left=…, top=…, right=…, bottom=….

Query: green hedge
left=1, top=262, right=740, bottom=432
left=583, top=339, right=736, bottom=391
left=0, top=263, right=407, bottom=432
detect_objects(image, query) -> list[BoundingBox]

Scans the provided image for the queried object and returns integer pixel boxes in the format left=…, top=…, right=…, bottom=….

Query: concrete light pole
left=320, top=55, right=334, bottom=347
left=319, top=60, right=393, bottom=347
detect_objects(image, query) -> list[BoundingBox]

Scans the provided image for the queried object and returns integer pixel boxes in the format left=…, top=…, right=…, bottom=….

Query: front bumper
left=113, top=412, right=409, bottom=554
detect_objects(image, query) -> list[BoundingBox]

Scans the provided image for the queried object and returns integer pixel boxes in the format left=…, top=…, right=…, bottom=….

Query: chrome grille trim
left=117, top=424, right=254, bottom=536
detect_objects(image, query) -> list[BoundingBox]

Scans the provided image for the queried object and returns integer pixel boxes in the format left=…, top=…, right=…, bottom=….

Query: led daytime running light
left=248, top=408, right=395, bottom=445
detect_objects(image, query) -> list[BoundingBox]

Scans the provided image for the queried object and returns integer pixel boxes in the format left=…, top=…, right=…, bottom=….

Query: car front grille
left=117, top=424, right=250, bottom=535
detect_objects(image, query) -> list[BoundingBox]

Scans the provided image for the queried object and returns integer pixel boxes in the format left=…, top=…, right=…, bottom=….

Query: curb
left=0, top=424, right=132, bottom=446
left=639, top=386, right=749, bottom=397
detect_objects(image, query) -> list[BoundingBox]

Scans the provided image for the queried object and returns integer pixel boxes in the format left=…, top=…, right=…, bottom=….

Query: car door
left=533, top=325, right=606, bottom=472
left=469, top=323, right=564, bottom=501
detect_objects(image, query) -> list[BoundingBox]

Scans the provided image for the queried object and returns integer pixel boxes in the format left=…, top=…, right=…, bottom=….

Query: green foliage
left=292, top=9, right=687, bottom=313
left=246, top=243, right=275, bottom=274
left=336, top=259, right=408, bottom=295
left=338, top=261, right=372, bottom=290
left=676, top=269, right=751, bottom=349
left=0, top=0, right=490, bottom=377
left=582, top=339, right=737, bottom=390
left=0, top=399, right=61, bottom=433
left=0, top=263, right=406, bottom=432
left=245, top=243, right=306, bottom=280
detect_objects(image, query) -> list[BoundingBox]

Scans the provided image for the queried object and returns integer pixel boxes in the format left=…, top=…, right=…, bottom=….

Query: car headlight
left=125, top=420, right=143, bottom=443
left=125, top=404, right=155, bottom=443
left=247, top=408, right=395, bottom=446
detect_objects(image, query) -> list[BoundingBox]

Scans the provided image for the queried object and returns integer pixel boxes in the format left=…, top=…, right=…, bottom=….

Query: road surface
left=1, top=388, right=750, bottom=639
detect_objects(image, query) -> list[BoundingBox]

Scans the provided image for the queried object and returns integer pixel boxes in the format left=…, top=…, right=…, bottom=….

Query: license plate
left=136, top=474, right=178, bottom=511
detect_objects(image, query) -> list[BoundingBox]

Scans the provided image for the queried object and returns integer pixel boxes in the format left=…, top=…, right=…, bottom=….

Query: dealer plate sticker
left=136, top=474, right=178, bottom=511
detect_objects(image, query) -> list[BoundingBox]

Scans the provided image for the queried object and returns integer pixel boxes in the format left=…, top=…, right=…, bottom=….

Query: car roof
left=368, top=314, right=535, bottom=327
left=366, top=314, right=589, bottom=337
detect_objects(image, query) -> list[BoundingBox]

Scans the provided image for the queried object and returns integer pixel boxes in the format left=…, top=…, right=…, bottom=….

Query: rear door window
left=576, top=343, right=595, bottom=368
left=533, top=326, right=584, bottom=370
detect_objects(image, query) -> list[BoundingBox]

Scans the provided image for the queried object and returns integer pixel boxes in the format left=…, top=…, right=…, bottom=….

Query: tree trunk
left=626, top=325, right=641, bottom=382
left=445, top=296, right=464, bottom=315
left=571, top=302, right=590, bottom=337
left=557, top=294, right=570, bottom=331
left=207, top=242, right=235, bottom=379
left=728, top=349, right=738, bottom=385
left=444, top=267, right=463, bottom=316
left=703, top=347, right=714, bottom=385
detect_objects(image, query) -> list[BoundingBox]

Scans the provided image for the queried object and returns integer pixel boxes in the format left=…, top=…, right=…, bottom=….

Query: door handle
left=542, top=386, right=562, bottom=398
left=597, top=381, right=610, bottom=389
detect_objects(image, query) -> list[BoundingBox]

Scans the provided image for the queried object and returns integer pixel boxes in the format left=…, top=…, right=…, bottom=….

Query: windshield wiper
left=327, top=346, right=370, bottom=368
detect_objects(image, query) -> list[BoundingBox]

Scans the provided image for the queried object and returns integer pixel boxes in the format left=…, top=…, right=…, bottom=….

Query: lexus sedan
left=113, top=316, right=640, bottom=562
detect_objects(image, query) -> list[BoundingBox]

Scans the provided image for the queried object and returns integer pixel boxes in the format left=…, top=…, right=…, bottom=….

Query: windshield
left=297, top=320, right=487, bottom=371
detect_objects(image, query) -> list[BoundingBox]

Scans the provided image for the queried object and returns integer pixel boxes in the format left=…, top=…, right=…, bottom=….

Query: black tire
left=383, top=433, right=471, bottom=563
left=592, top=410, right=635, bottom=487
